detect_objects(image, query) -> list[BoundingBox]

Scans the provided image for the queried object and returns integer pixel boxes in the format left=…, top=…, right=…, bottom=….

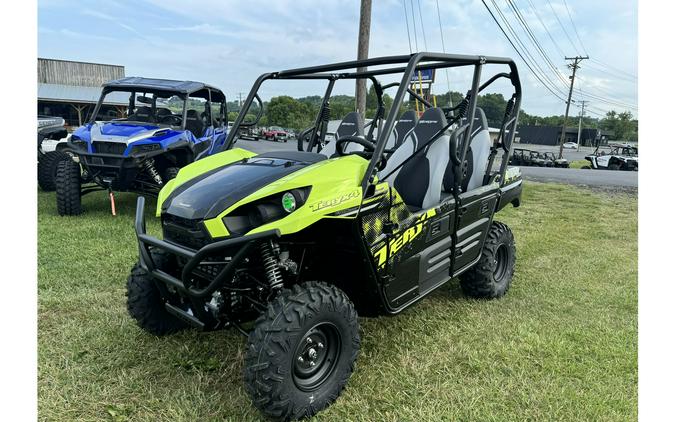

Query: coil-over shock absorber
left=141, top=158, right=163, bottom=185
left=260, top=240, right=283, bottom=289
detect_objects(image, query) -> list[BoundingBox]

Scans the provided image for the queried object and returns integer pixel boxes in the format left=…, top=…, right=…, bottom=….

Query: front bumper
left=135, top=196, right=279, bottom=300
left=66, top=144, right=166, bottom=190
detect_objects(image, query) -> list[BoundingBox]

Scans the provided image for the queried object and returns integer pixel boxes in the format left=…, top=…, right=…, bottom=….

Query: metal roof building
left=37, top=58, right=126, bottom=126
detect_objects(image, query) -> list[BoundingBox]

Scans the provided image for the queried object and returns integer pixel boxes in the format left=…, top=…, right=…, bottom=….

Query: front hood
left=87, top=122, right=167, bottom=144
left=163, top=155, right=315, bottom=220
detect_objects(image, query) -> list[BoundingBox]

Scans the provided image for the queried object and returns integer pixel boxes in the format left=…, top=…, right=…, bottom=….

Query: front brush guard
left=135, top=196, right=280, bottom=300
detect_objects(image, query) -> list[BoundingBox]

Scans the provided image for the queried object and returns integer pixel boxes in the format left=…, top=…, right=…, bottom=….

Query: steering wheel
left=159, top=115, right=182, bottom=126
left=335, top=135, right=376, bottom=158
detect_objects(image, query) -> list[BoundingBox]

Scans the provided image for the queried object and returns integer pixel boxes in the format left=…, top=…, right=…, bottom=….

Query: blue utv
left=56, top=77, right=229, bottom=216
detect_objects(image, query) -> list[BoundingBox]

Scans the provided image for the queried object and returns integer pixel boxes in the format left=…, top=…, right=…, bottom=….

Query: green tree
left=600, top=110, right=638, bottom=142
left=266, top=96, right=314, bottom=130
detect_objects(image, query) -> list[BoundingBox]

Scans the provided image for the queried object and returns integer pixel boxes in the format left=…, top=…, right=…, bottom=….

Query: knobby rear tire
left=459, top=221, right=516, bottom=299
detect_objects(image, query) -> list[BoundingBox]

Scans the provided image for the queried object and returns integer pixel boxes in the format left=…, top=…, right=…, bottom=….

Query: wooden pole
left=356, top=0, right=372, bottom=116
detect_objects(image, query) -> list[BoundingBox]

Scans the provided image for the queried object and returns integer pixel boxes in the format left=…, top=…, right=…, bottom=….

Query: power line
left=435, top=0, right=452, bottom=107
left=525, top=0, right=566, bottom=57
left=575, top=75, right=637, bottom=109
left=416, top=0, right=428, bottom=50
left=561, top=0, right=588, bottom=55
left=480, top=0, right=567, bottom=102
left=507, top=0, right=570, bottom=88
left=489, top=0, right=568, bottom=97
left=589, top=59, right=637, bottom=80
left=546, top=0, right=582, bottom=54
left=402, top=0, right=413, bottom=54
left=409, top=0, right=419, bottom=52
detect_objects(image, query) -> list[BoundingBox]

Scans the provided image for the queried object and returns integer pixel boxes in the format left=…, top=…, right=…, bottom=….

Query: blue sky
left=38, top=0, right=637, bottom=117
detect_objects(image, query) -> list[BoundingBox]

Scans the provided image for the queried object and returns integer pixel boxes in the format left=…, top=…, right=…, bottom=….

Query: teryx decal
left=309, top=190, right=360, bottom=212
left=372, top=208, right=437, bottom=267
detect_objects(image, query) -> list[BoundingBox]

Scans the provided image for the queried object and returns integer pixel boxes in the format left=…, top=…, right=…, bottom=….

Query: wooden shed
left=37, top=58, right=127, bottom=127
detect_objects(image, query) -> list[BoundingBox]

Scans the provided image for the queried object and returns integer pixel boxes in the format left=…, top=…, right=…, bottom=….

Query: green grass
left=569, top=159, right=591, bottom=169
left=38, top=183, right=637, bottom=421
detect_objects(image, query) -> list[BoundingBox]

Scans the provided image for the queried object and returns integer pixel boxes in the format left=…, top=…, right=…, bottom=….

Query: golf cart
left=37, top=115, right=69, bottom=191
left=56, top=77, right=228, bottom=215
left=583, top=143, right=638, bottom=170
left=126, top=53, right=523, bottom=420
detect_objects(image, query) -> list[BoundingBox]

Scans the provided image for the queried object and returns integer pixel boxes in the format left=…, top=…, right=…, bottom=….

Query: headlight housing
left=223, top=187, right=311, bottom=235
left=130, top=143, right=162, bottom=155
left=70, top=135, right=88, bottom=151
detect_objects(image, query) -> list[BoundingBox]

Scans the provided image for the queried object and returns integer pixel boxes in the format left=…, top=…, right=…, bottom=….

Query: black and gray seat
left=186, top=109, right=204, bottom=137
left=131, top=106, right=153, bottom=122
left=319, top=112, right=365, bottom=157
left=389, top=108, right=450, bottom=210
left=384, top=110, right=418, bottom=151
left=442, top=107, right=491, bottom=194
left=464, top=108, right=491, bottom=191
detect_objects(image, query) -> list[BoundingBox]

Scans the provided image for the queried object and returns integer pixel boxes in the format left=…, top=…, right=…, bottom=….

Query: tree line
left=227, top=89, right=638, bottom=142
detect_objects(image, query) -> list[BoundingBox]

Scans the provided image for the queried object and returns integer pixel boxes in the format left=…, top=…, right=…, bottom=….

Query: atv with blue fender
left=125, top=54, right=523, bottom=420
left=55, top=77, right=228, bottom=215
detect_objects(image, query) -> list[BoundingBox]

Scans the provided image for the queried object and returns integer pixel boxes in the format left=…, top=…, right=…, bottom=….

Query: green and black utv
left=127, top=53, right=523, bottom=420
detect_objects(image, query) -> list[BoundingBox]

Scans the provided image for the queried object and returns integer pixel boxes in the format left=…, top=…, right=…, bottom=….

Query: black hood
left=163, top=151, right=326, bottom=221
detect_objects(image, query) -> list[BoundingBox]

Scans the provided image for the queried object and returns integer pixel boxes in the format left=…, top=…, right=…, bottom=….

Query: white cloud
left=38, top=0, right=637, bottom=116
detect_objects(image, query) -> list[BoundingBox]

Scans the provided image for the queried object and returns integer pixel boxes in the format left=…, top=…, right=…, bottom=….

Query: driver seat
left=131, top=106, right=153, bottom=122
left=319, top=112, right=364, bottom=158
left=186, top=110, right=204, bottom=137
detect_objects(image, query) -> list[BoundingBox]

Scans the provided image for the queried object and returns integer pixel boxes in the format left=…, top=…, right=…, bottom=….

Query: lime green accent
left=281, top=192, right=296, bottom=212
left=202, top=155, right=370, bottom=238
left=155, top=148, right=258, bottom=216
left=203, top=218, right=229, bottom=238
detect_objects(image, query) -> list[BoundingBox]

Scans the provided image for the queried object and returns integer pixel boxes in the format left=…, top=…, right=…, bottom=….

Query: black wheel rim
left=292, top=322, right=341, bottom=392
left=493, top=243, right=509, bottom=283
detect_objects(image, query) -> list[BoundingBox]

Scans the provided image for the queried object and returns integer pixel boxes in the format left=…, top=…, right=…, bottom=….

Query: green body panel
left=155, top=148, right=257, bottom=216
left=208, top=155, right=370, bottom=238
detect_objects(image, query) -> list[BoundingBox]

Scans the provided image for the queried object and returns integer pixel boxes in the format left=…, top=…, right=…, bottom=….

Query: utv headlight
left=282, top=192, right=296, bottom=213
left=223, top=187, right=311, bottom=235
left=130, top=143, right=162, bottom=155
left=70, top=135, right=88, bottom=151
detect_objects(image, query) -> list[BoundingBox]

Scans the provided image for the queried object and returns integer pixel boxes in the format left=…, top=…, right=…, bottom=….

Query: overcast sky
left=38, top=0, right=637, bottom=118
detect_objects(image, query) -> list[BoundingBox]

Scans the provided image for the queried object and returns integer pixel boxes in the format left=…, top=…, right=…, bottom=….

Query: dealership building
left=517, top=124, right=613, bottom=147
left=38, top=58, right=128, bottom=128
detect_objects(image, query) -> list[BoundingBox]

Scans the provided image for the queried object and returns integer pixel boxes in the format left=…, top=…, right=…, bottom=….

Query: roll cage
left=224, top=53, right=522, bottom=193
left=89, top=78, right=228, bottom=131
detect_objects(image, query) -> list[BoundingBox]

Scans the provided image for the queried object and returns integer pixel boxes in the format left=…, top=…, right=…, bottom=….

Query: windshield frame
left=89, top=87, right=188, bottom=129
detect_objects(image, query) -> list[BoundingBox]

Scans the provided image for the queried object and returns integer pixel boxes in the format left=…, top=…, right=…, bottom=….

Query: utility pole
left=558, top=55, right=589, bottom=158
left=576, top=100, right=588, bottom=148
left=237, top=92, right=245, bottom=110
left=356, top=0, right=372, bottom=115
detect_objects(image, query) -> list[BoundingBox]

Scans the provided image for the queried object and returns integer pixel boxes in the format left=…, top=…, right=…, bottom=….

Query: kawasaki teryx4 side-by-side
left=126, top=53, right=523, bottom=420
left=56, top=77, right=228, bottom=215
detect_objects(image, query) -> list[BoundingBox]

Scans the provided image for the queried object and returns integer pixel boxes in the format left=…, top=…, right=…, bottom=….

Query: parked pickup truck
left=261, top=126, right=289, bottom=142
